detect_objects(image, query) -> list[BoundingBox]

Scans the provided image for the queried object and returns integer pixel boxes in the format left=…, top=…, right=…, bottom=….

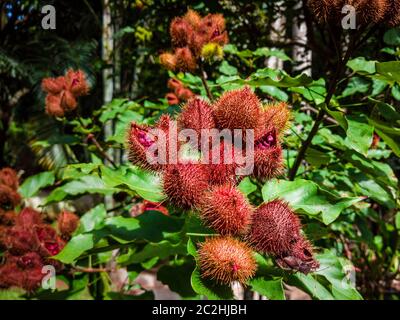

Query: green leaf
left=395, top=212, right=400, bottom=229
left=52, top=234, right=95, bottom=264
left=376, top=61, right=400, bottom=84
left=262, top=179, right=364, bottom=224
left=77, top=204, right=107, bottom=233
left=314, top=250, right=363, bottom=300
left=118, top=241, right=186, bottom=265
left=238, top=177, right=257, bottom=195
left=249, top=277, right=285, bottom=300
left=218, top=61, right=238, bottom=76
left=158, top=262, right=198, bottom=298
left=123, top=167, right=165, bottom=202
left=19, top=171, right=55, bottom=198
left=287, top=273, right=334, bottom=300
left=344, top=115, right=374, bottom=155
left=104, top=211, right=184, bottom=243
left=383, top=28, right=400, bottom=46
left=341, top=77, right=370, bottom=97
left=347, top=57, right=376, bottom=74
left=305, top=148, right=331, bottom=167
left=371, top=79, right=388, bottom=96
left=259, top=85, right=289, bottom=101
left=190, top=267, right=234, bottom=300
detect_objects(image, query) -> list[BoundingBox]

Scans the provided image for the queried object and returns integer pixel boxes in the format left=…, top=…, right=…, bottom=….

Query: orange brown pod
left=0, top=185, right=21, bottom=210
left=384, top=0, right=400, bottom=27
left=163, top=163, right=209, bottom=209
left=347, top=0, right=388, bottom=25
left=175, top=47, right=197, bottom=72
left=213, top=87, right=261, bottom=130
left=307, top=0, right=344, bottom=24
left=200, top=185, right=253, bottom=236
left=261, top=102, right=291, bottom=136
left=252, top=128, right=284, bottom=181
left=159, top=52, right=177, bottom=71
left=198, top=236, right=256, bottom=284
left=0, top=167, right=19, bottom=190
left=57, top=210, right=80, bottom=238
left=178, top=98, right=215, bottom=138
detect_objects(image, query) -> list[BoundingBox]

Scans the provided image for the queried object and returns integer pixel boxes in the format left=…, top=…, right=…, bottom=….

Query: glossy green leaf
left=190, top=267, right=234, bottom=300
left=19, top=171, right=55, bottom=198
left=249, top=277, right=285, bottom=300
left=262, top=179, right=364, bottom=224
left=344, top=115, right=374, bottom=155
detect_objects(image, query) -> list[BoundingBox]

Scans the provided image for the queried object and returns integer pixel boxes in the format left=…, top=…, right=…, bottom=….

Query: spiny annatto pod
left=15, top=207, right=43, bottom=228
left=170, top=17, right=193, bottom=48
left=65, top=69, right=89, bottom=97
left=247, top=200, right=302, bottom=256
left=178, top=98, right=215, bottom=138
left=275, top=238, right=320, bottom=274
left=0, top=185, right=21, bottom=210
left=41, top=76, right=66, bottom=95
left=198, top=236, right=256, bottom=285
left=184, top=9, right=202, bottom=28
left=347, top=0, right=388, bottom=25
left=252, top=128, right=283, bottom=181
left=45, top=94, right=65, bottom=117
left=260, top=102, right=291, bottom=136
left=200, top=185, right=253, bottom=236
left=163, top=163, right=209, bottom=209
left=57, top=210, right=80, bottom=239
left=213, top=87, right=261, bottom=130
left=166, top=93, right=180, bottom=105
left=127, top=121, right=161, bottom=171
left=175, top=47, right=197, bottom=72
left=0, top=167, right=19, bottom=190
left=202, top=139, right=239, bottom=186
left=307, top=0, right=344, bottom=24
left=385, top=0, right=400, bottom=27
left=159, top=52, right=177, bottom=71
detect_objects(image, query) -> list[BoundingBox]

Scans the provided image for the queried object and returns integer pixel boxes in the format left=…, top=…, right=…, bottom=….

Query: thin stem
left=288, top=31, right=359, bottom=181
left=186, top=232, right=219, bottom=237
left=199, top=60, right=214, bottom=101
left=86, top=133, right=118, bottom=169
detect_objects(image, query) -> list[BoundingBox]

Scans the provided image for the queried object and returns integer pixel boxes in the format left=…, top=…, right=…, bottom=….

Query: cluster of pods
left=0, top=167, right=79, bottom=291
left=128, top=87, right=319, bottom=285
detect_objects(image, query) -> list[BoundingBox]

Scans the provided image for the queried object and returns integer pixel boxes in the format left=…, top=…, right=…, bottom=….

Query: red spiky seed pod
left=15, top=207, right=43, bottom=228
left=213, top=87, right=261, bottom=130
left=247, top=200, right=302, bottom=256
left=41, top=76, right=66, bottom=94
left=60, top=90, right=78, bottom=111
left=178, top=98, right=215, bottom=138
left=200, top=185, right=253, bottom=235
left=35, top=225, right=64, bottom=256
left=166, top=93, right=180, bottom=105
left=347, top=0, right=388, bottom=25
left=65, top=69, right=89, bottom=96
left=3, top=226, right=38, bottom=254
left=184, top=9, right=202, bottom=28
left=128, top=121, right=160, bottom=171
left=167, top=78, right=183, bottom=91
left=203, top=140, right=239, bottom=186
left=198, top=237, right=256, bottom=284
left=385, top=0, right=400, bottom=27
left=253, top=128, right=284, bottom=181
left=0, top=261, right=24, bottom=289
left=170, top=17, right=193, bottom=48
left=159, top=52, right=177, bottom=70
left=163, top=163, right=209, bottom=209
left=275, top=238, right=319, bottom=274
left=307, top=0, right=344, bottom=24
left=0, top=210, right=15, bottom=226
left=260, top=102, right=291, bottom=135
left=0, top=185, right=21, bottom=210
left=45, top=94, right=65, bottom=117
left=57, top=210, right=79, bottom=238
left=175, top=47, right=197, bottom=72
left=0, top=167, right=19, bottom=190
left=176, top=87, right=194, bottom=101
